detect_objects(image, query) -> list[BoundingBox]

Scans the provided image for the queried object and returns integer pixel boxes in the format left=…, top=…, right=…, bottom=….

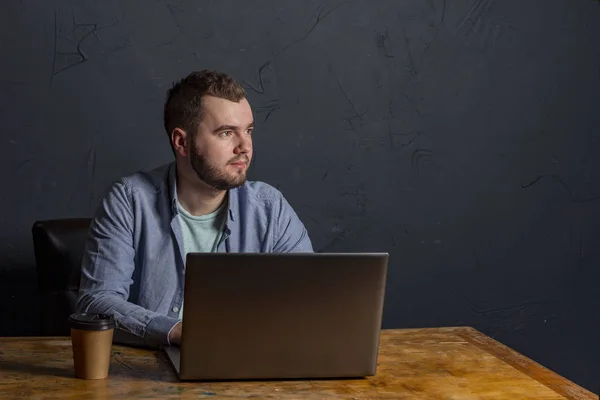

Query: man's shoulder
left=236, top=180, right=284, bottom=203
left=113, top=163, right=172, bottom=196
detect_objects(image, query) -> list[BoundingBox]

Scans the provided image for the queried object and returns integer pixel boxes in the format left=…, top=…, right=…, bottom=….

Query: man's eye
left=246, top=129, right=253, bottom=135
left=219, top=131, right=232, bottom=137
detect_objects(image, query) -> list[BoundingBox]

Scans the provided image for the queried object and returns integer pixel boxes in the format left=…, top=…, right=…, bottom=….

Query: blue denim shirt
left=77, top=162, right=313, bottom=348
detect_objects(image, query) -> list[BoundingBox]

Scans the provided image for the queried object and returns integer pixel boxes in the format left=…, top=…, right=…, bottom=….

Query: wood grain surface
left=0, top=327, right=595, bottom=399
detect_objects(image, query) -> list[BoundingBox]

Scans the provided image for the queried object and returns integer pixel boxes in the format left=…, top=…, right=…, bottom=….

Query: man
left=77, top=69, right=313, bottom=348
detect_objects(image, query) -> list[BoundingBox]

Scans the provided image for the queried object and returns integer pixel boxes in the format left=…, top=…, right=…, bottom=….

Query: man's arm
left=273, top=193, right=314, bottom=253
left=76, top=180, right=180, bottom=348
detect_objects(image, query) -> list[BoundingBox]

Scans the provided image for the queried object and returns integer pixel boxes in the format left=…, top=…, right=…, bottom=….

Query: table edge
left=452, top=326, right=596, bottom=400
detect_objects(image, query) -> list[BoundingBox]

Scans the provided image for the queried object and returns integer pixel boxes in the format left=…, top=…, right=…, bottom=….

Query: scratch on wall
left=50, top=7, right=124, bottom=89
left=244, top=0, right=352, bottom=96
left=521, top=174, right=600, bottom=203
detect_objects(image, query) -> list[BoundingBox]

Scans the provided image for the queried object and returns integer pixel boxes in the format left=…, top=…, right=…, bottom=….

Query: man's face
left=189, top=96, right=254, bottom=190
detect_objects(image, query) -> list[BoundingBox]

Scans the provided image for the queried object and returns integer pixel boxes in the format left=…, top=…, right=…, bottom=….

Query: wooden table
left=0, top=327, right=594, bottom=399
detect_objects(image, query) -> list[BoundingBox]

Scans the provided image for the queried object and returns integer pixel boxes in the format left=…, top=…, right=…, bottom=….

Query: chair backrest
left=32, top=218, right=91, bottom=335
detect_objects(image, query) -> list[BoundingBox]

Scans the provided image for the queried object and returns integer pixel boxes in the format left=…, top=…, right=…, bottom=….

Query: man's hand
left=169, top=321, right=183, bottom=346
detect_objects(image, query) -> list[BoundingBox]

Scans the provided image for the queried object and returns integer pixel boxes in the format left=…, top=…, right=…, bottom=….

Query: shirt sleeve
left=76, top=180, right=180, bottom=348
left=272, top=192, right=314, bottom=253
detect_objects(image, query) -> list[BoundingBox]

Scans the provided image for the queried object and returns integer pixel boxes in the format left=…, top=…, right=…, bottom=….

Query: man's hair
left=163, top=69, right=246, bottom=141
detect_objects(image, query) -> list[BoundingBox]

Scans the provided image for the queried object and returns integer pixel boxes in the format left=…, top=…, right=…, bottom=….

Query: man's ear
left=171, top=128, right=189, bottom=157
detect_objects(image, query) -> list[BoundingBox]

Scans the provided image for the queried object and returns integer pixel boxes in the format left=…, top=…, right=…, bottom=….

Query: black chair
left=32, top=218, right=91, bottom=335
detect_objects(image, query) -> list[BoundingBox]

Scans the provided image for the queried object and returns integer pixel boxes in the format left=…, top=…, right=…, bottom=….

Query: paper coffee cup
left=68, top=313, right=115, bottom=380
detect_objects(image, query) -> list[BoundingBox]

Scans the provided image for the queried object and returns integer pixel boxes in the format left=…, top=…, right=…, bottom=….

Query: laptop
left=164, top=252, right=388, bottom=381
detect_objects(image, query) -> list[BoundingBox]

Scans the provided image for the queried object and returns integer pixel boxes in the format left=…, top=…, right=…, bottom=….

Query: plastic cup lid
left=68, top=313, right=115, bottom=331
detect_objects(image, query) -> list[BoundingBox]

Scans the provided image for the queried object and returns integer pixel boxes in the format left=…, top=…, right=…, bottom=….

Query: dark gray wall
left=1, top=0, right=599, bottom=392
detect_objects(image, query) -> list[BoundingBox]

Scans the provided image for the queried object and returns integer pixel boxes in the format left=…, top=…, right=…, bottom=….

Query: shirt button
left=172, top=306, right=180, bottom=313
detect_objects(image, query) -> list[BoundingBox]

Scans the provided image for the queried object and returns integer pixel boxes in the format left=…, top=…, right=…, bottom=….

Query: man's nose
left=235, top=133, right=252, bottom=154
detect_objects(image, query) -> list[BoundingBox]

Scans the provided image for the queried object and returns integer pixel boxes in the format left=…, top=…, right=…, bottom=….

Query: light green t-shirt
left=176, top=200, right=227, bottom=318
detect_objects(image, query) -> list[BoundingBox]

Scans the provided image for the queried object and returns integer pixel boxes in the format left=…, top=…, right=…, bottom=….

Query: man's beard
left=189, top=140, right=249, bottom=191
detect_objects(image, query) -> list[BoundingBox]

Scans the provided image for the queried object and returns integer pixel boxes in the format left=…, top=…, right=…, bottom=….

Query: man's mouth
left=229, top=160, right=247, bottom=168
left=228, top=157, right=249, bottom=167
